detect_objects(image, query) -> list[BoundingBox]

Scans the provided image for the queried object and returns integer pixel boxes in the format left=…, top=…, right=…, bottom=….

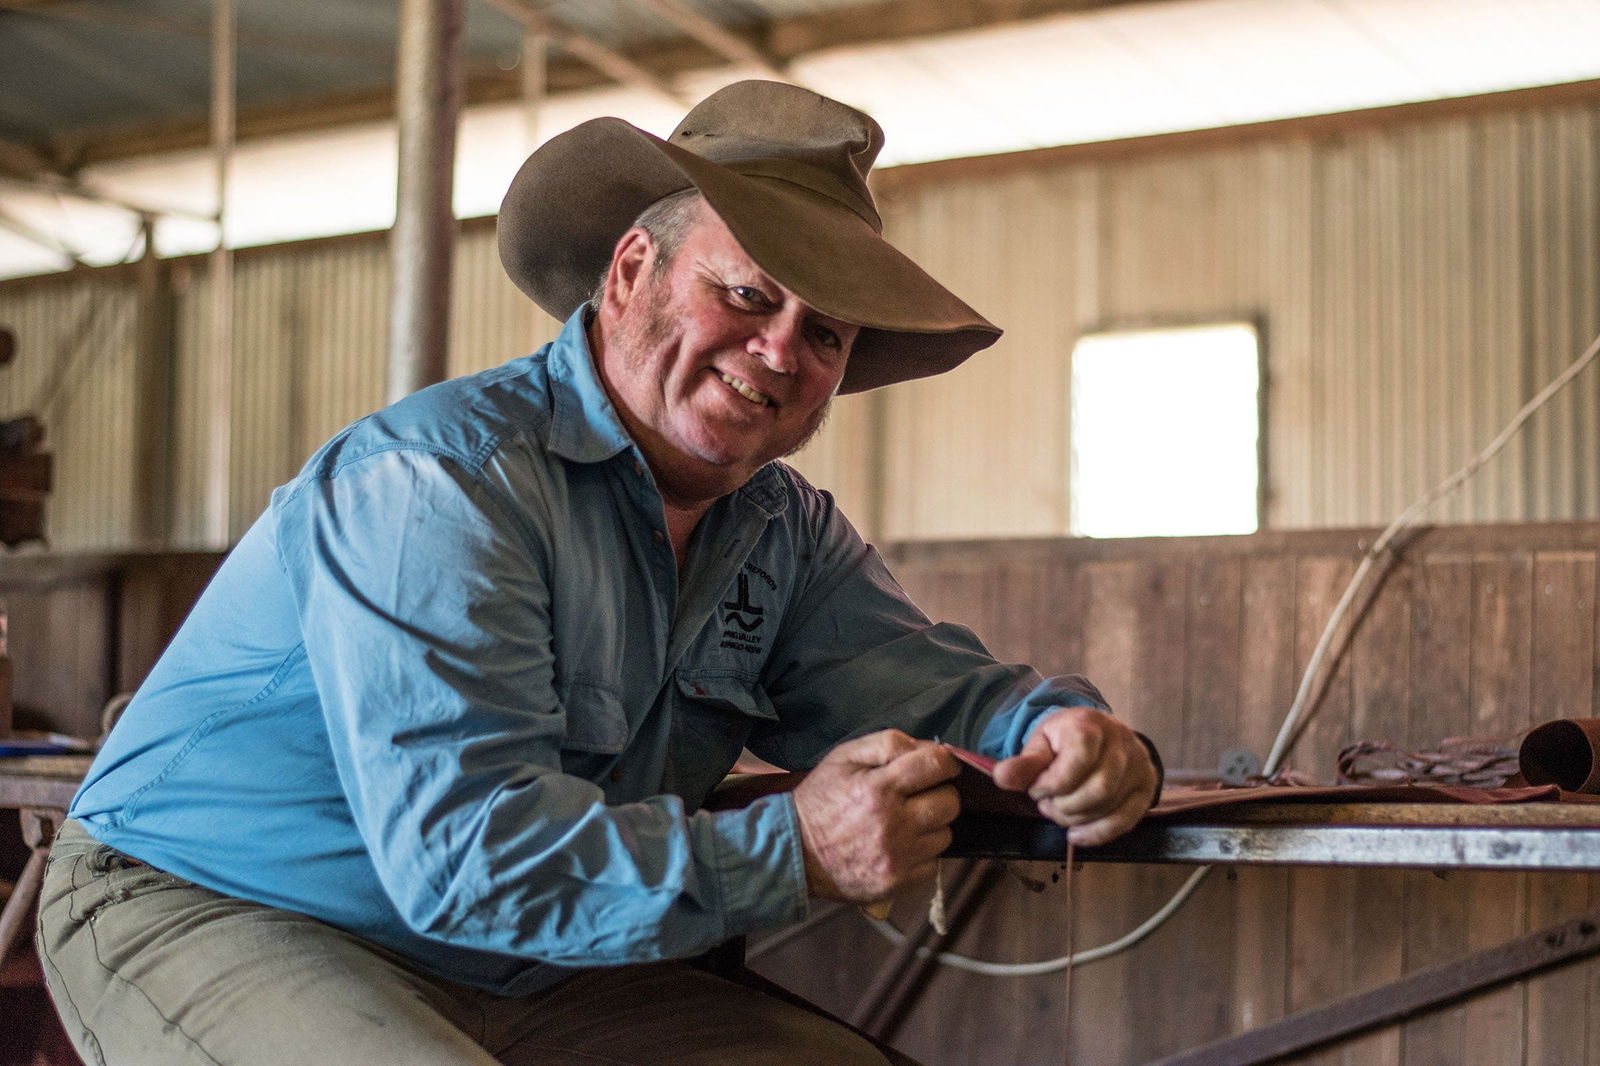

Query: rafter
left=18, top=0, right=1187, bottom=166
left=0, top=165, right=217, bottom=223
left=628, top=0, right=787, bottom=81
left=482, top=0, right=690, bottom=107
left=0, top=202, right=86, bottom=268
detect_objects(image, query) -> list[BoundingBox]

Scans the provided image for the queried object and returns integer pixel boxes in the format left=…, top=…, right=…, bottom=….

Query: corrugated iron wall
left=1, top=93, right=1598, bottom=550
left=874, top=101, right=1600, bottom=540
left=0, top=273, right=138, bottom=550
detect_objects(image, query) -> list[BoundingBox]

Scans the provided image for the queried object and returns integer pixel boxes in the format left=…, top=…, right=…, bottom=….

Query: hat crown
left=668, top=81, right=884, bottom=229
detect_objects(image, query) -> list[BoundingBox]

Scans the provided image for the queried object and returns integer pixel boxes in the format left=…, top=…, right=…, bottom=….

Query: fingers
left=879, top=743, right=959, bottom=796
left=1054, top=781, right=1155, bottom=847
left=1001, top=707, right=1160, bottom=842
left=817, top=730, right=959, bottom=795
left=990, top=731, right=1054, bottom=792
left=793, top=733, right=961, bottom=903
left=903, top=781, right=960, bottom=834
left=824, top=728, right=923, bottom=770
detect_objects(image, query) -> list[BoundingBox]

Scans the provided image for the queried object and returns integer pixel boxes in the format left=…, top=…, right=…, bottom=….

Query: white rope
left=865, top=865, right=1212, bottom=977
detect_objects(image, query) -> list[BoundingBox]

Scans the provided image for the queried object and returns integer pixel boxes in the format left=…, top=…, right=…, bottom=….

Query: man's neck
left=661, top=497, right=711, bottom=572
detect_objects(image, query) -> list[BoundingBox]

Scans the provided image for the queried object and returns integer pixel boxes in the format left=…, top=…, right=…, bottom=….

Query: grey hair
left=589, top=188, right=705, bottom=309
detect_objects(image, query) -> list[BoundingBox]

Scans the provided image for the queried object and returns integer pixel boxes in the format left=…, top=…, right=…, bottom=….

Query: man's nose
left=750, top=310, right=805, bottom=373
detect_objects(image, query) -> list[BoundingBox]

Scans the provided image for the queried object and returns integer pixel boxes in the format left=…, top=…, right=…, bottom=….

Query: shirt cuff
left=978, top=673, right=1111, bottom=758
left=702, top=792, right=810, bottom=938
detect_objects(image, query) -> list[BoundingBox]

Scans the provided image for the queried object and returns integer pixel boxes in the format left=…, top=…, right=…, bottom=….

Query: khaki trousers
left=38, top=820, right=917, bottom=1066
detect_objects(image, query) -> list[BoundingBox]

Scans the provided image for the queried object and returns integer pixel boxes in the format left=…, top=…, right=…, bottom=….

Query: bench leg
left=0, top=808, right=60, bottom=970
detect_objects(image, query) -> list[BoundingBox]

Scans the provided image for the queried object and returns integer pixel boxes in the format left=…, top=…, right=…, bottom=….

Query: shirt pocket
left=555, top=680, right=629, bottom=778
left=667, top=675, right=780, bottom=806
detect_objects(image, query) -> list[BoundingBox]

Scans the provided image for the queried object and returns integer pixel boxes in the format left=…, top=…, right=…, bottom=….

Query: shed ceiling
left=2, top=0, right=1599, bottom=280
left=0, top=0, right=1151, bottom=170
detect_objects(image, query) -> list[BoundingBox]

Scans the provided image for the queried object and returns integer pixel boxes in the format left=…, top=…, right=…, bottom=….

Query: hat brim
left=497, top=117, right=1001, bottom=394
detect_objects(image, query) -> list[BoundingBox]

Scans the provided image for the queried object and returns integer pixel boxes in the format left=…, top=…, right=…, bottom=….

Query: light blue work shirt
left=72, top=308, right=1110, bottom=996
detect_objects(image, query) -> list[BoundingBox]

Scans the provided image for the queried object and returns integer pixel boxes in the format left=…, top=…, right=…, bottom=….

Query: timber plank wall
left=752, top=522, right=1600, bottom=1066
left=0, top=551, right=225, bottom=737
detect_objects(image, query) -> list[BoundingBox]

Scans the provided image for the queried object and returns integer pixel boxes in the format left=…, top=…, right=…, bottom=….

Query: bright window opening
left=1070, top=322, right=1262, bottom=538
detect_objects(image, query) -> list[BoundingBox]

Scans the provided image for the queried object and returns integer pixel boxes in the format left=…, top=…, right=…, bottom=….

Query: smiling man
left=38, top=82, right=1159, bottom=1066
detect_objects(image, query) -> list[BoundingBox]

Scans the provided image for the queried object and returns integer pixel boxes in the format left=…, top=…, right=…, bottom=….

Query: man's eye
left=811, top=325, right=842, bottom=351
left=729, top=285, right=770, bottom=307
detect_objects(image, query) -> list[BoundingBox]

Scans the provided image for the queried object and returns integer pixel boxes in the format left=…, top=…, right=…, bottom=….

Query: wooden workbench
left=0, top=755, right=91, bottom=969
left=954, top=799, right=1600, bottom=871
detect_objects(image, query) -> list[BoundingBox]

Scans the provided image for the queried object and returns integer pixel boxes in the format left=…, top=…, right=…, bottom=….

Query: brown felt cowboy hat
left=497, top=80, right=1001, bottom=394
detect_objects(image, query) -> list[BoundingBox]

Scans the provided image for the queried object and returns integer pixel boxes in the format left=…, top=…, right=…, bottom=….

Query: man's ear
left=603, top=226, right=655, bottom=315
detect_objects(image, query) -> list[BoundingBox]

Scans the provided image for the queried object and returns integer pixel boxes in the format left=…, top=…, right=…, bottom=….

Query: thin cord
left=1061, top=840, right=1075, bottom=1066
left=863, top=866, right=1212, bottom=977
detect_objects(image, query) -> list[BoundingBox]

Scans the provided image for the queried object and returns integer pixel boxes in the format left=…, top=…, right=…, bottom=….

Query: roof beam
left=627, top=0, right=788, bottom=80
left=482, top=0, right=691, bottom=107
left=29, top=0, right=1188, bottom=165
left=0, top=163, right=217, bottom=223
left=766, top=0, right=1185, bottom=55
left=0, top=202, right=87, bottom=268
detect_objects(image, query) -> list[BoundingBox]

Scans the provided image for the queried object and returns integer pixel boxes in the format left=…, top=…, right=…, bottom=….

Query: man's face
left=595, top=203, right=860, bottom=505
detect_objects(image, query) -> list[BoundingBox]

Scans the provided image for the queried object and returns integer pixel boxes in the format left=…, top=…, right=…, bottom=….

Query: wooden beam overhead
left=482, top=0, right=691, bottom=107
left=628, top=0, right=788, bottom=81
left=763, top=0, right=1185, bottom=55
left=0, top=202, right=84, bottom=267
left=14, top=0, right=1185, bottom=166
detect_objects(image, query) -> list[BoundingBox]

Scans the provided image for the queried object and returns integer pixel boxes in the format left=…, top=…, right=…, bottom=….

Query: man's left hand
left=990, top=707, right=1159, bottom=846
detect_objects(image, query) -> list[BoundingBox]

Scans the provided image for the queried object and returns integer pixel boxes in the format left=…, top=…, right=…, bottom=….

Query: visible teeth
left=718, top=372, right=771, bottom=407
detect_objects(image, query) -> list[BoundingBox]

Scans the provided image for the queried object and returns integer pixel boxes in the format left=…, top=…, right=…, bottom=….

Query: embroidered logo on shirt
left=718, top=564, right=776, bottom=654
left=721, top=573, right=764, bottom=632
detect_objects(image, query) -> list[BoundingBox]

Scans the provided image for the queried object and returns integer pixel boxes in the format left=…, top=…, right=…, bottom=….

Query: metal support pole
left=387, top=0, right=463, bottom=403
left=849, top=860, right=997, bottom=1035
left=521, top=29, right=547, bottom=352
left=133, top=216, right=174, bottom=546
left=207, top=0, right=235, bottom=545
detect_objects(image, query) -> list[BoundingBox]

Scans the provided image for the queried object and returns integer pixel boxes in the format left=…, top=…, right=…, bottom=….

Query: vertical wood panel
left=1344, top=561, right=1411, bottom=1066
left=1231, top=554, right=1297, bottom=1037
left=1067, top=558, right=1142, bottom=1066
left=1524, top=554, right=1596, bottom=1065
left=1402, top=557, right=1473, bottom=1066
left=1287, top=557, right=1358, bottom=1066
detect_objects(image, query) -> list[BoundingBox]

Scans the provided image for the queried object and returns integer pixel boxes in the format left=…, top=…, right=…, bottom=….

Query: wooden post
left=133, top=217, right=174, bottom=546
left=387, top=0, right=464, bottom=402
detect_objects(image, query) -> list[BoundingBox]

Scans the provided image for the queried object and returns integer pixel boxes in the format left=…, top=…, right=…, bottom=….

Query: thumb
left=992, top=729, right=1054, bottom=792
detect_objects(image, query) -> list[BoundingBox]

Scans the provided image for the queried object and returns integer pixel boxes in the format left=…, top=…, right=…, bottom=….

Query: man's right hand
left=791, top=730, right=960, bottom=904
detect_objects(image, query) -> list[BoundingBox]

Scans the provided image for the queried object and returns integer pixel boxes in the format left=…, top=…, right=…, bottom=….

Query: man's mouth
left=717, top=371, right=772, bottom=408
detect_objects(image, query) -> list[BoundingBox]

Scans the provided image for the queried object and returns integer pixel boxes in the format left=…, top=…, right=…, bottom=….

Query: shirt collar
left=736, top=463, right=789, bottom=518
left=544, top=303, right=791, bottom=518
left=546, top=305, right=635, bottom=464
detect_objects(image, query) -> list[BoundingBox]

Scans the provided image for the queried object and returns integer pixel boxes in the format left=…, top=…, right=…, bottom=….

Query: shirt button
left=652, top=529, right=666, bottom=543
